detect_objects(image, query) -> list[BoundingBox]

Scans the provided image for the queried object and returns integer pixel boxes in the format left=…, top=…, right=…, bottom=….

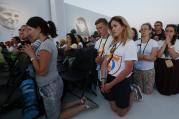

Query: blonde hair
left=109, top=16, right=132, bottom=45
left=59, top=38, right=66, bottom=45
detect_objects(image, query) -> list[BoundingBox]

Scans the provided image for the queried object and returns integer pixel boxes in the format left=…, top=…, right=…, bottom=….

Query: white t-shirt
left=158, top=39, right=179, bottom=60
left=135, top=39, right=158, bottom=70
left=78, top=42, right=83, bottom=48
left=106, top=40, right=137, bottom=77
left=70, top=43, right=78, bottom=49
left=95, top=35, right=113, bottom=57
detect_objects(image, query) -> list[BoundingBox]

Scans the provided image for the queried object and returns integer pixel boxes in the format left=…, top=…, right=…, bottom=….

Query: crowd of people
left=0, top=15, right=179, bottom=119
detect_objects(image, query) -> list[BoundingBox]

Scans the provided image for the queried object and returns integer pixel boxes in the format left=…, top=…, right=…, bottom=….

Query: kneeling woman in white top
left=134, top=23, right=158, bottom=94
left=100, top=16, right=137, bottom=117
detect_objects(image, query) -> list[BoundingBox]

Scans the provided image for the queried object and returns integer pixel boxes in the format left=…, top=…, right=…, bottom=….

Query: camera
left=17, top=40, right=31, bottom=50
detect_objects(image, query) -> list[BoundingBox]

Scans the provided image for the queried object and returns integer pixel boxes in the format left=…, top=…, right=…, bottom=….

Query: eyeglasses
left=140, top=28, right=149, bottom=31
left=165, top=30, right=174, bottom=33
left=154, top=24, right=161, bottom=27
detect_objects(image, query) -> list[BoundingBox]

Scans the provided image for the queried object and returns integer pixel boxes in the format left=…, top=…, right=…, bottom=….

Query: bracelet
left=30, top=57, right=36, bottom=61
left=101, top=78, right=107, bottom=80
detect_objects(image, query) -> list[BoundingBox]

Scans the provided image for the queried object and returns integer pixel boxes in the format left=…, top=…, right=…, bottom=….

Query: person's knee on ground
left=116, top=107, right=130, bottom=117
left=110, top=103, right=130, bottom=117
left=110, top=92, right=133, bottom=117
left=110, top=101, right=118, bottom=112
left=110, top=102, right=130, bottom=117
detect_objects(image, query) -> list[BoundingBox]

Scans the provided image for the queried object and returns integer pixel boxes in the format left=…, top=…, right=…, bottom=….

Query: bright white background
left=64, top=0, right=179, bottom=30
left=0, top=0, right=51, bottom=41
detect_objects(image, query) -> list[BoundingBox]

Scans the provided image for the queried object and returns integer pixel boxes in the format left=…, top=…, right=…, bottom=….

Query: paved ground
left=1, top=89, right=179, bottom=119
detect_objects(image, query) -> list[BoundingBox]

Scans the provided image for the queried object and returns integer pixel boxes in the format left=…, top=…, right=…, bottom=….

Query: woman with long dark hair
left=156, top=24, right=179, bottom=95
left=131, top=27, right=138, bottom=41
left=23, top=16, right=63, bottom=119
left=65, top=33, right=78, bottom=50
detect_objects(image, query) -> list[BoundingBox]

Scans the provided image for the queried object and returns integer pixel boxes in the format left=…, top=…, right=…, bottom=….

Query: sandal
left=85, top=99, right=99, bottom=109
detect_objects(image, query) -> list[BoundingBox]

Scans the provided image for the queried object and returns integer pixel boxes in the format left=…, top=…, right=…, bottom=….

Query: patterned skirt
left=133, top=68, right=155, bottom=94
left=155, top=58, right=179, bottom=95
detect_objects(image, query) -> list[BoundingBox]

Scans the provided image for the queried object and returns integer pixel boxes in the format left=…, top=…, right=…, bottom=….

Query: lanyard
left=98, top=35, right=109, bottom=56
left=139, top=39, right=150, bottom=54
left=107, top=41, right=122, bottom=66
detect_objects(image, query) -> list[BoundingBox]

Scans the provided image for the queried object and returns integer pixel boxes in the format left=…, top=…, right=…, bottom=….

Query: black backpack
left=0, top=52, right=30, bottom=113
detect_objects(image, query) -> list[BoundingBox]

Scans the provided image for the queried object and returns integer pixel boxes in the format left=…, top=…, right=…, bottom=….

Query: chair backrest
left=61, top=47, right=97, bottom=98
left=66, top=47, right=97, bottom=72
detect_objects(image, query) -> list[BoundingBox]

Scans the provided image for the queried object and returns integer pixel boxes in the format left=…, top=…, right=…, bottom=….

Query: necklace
left=139, top=38, right=150, bottom=54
